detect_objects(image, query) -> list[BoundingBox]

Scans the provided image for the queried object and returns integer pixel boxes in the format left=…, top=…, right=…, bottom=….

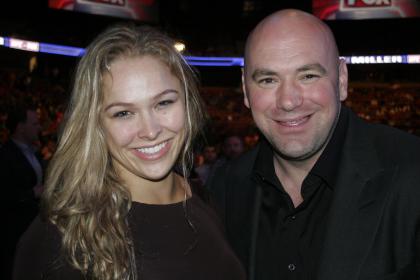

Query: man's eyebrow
left=251, top=69, right=277, bottom=80
left=297, top=63, right=327, bottom=74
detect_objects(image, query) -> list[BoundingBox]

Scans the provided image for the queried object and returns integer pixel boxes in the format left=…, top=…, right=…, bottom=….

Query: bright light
left=9, top=38, right=39, bottom=52
left=408, top=55, right=420, bottom=64
left=174, top=41, right=186, bottom=53
left=1, top=34, right=420, bottom=66
left=40, top=43, right=85, bottom=57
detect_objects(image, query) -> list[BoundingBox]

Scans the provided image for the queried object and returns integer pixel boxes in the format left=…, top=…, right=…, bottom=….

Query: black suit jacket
left=209, top=107, right=420, bottom=280
left=0, top=140, right=39, bottom=207
left=0, top=139, right=43, bottom=279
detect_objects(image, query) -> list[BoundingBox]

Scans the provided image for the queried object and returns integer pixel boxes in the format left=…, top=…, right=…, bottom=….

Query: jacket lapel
left=318, top=115, right=396, bottom=280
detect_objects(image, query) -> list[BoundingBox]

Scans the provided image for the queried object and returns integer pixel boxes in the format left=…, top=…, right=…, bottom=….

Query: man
left=209, top=9, right=420, bottom=280
left=222, top=135, right=245, bottom=161
left=0, top=103, right=43, bottom=279
left=195, top=144, right=219, bottom=185
left=206, top=135, right=245, bottom=191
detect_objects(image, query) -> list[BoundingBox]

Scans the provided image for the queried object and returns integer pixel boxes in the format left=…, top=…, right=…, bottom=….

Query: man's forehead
left=246, top=34, right=336, bottom=73
left=246, top=11, right=337, bottom=59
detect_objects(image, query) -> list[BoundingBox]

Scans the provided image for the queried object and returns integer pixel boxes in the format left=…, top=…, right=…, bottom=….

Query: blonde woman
left=13, top=24, right=246, bottom=280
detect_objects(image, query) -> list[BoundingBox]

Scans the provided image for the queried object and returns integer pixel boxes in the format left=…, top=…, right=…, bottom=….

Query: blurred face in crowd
left=243, top=10, right=348, bottom=165
left=18, top=110, right=41, bottom=145
left=101, top=55, right=186, bottom=190
left=203, top=146, right=218, bottom=164
left=223, top=136, right=244, bottom=159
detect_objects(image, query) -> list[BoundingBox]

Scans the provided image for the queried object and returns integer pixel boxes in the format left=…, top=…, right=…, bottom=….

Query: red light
left=343, top=0, right=392, bottom=8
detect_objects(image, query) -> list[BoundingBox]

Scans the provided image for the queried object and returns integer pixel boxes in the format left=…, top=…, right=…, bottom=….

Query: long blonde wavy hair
left=42, top=24, right=206, bottom=279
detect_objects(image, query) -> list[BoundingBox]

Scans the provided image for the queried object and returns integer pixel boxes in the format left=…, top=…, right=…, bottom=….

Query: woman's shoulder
left=13, top=216, right=82, bottom=279
left=13, top=216, right=60, bottom=277
left=15, top=215, right=61, bottom=258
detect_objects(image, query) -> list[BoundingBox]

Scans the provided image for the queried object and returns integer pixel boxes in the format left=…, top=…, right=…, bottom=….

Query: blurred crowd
left=0, top=67, right=67, bottom=160
left=345, top=82, right=420, bottom=135
left=1, top=65, right=419, bottom=173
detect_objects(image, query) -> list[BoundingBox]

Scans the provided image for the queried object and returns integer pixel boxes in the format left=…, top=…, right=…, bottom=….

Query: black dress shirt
left=253, top=108, right=349, bottom=280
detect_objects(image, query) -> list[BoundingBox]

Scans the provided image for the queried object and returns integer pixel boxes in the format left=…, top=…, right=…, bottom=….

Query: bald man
left=209, top=9, right=420, bottom=280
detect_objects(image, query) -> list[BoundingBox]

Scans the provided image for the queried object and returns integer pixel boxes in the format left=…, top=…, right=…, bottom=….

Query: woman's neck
left=127, top=172, right=190, bottom=205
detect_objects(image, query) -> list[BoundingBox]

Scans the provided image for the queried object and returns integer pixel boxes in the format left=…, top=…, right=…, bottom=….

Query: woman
left=13, top=24, right=246, bottom=280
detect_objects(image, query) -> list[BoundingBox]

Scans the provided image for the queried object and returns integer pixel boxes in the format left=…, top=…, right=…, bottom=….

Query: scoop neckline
left=131, top=195, right=194, bottom=208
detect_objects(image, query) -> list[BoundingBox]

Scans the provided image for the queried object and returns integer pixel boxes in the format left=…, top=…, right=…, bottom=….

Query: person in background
left=13, top=24, right=245, bottom=280
left=222, top=134, right=244, bottom=160
left=194, top=144, right=219, bottom=185
left=209, top=9, right=420, bottom=280
left=0, top=102, right=43, bottom=280
left=205, top=134, right=245, bottom=191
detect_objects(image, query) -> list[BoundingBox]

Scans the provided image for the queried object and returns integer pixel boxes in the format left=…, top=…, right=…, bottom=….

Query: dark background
left=1, top=0, right=420, bottom=86
left=2, top=0, right=420, bottom=55
left=0, top=1, right=418, bottom=138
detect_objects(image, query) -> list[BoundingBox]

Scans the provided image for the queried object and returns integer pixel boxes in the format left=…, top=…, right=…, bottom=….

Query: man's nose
left=275, top=81, right=303, bottom=111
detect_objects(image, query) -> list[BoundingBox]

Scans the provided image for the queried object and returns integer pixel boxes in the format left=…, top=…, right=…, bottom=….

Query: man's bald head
left=244, top=9, right=340, bottom=71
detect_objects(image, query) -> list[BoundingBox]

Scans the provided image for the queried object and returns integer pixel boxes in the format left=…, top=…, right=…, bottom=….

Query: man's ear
left=242, top=68, right=250, bottom=108
left=338, top=58, right=348, bottom=101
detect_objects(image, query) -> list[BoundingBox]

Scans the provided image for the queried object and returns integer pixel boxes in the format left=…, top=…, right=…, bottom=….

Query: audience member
left=0, top=102, right=44, bottom=279
left=222, top=134, right=245, bottom=160
left=194, top=144, right=219, bottom=185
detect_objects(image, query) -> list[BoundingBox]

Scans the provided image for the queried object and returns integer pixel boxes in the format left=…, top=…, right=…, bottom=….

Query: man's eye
left=258, top=78, right=275, bottom=85
left=113, top=111, right=131, bottom=118
left=302, top=74, right=319, bottom=81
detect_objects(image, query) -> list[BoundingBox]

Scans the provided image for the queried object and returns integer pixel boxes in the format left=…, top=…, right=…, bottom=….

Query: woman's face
left=101, top=55, right=186, bottom=188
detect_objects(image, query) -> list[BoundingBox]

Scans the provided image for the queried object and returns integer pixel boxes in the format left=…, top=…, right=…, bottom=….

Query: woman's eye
left=113, top=111, right=131, bottom=118
left=157, top=100, right=174, bottom=107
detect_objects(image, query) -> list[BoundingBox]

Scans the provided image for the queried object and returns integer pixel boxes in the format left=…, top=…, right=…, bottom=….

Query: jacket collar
left=317, top=106, right=394, bottom=280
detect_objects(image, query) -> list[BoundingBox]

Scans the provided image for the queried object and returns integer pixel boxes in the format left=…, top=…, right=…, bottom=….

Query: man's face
left=223, top=136, right=244, bottom=159
left=243, top=16, right=348, bottom=163
left=203, top=146, right=218, bottom=164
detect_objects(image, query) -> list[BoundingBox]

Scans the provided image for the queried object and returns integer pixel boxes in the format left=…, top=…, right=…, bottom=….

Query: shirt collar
left=253, top=138, right=281, bottom=188
left=310, top=106, right=349, bottom=189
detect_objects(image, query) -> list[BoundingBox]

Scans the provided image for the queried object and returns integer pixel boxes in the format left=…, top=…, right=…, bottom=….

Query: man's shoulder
left=348, top=111, right=420, bottom=159
left=0, top=140, right=19, bottom=155
left=365, top=122, right=420, bottom=159
left=0, top=140, right=24, bottom=170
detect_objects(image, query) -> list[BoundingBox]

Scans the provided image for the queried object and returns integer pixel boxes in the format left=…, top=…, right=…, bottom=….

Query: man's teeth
left=285, top=120, right=301, bottom=126
left=282, top=117, right=307, bottom=126
left=137, top=142, right=167, bottom=154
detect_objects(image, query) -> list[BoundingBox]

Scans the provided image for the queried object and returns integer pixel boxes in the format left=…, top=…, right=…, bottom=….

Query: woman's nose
left=137, top=113, right=162, bottom=140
